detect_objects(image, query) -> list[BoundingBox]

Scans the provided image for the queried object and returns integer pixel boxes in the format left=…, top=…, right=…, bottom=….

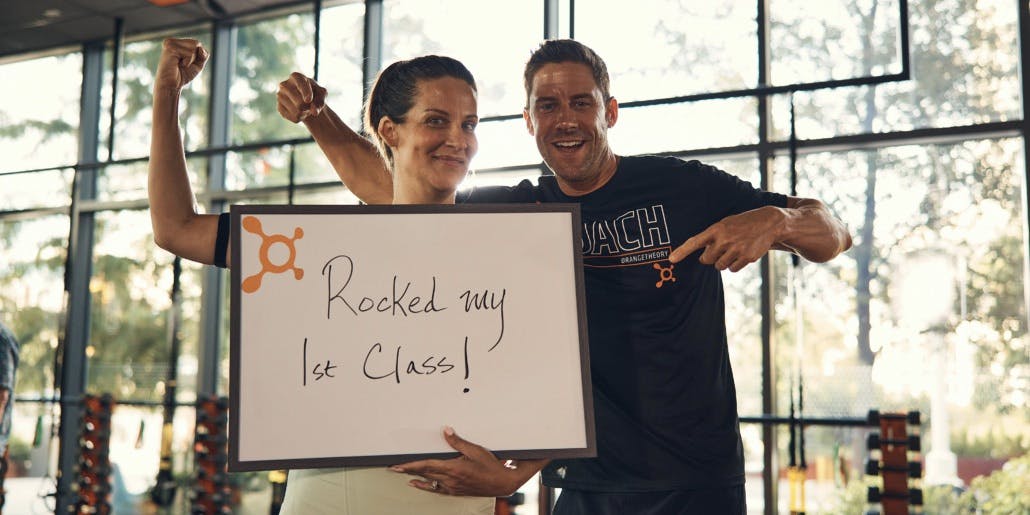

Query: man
left=277, top=40, right=851, bottom=513
left=0, top=321, right=19, bottom=458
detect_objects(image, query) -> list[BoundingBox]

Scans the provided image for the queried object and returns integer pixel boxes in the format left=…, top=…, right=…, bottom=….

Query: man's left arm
left=0, top=329, right=16, bottom=416
left=669, top=196, right=852, bottom=272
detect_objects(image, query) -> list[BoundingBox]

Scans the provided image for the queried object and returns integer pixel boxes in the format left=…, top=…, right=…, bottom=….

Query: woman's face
left=385, top=76, right=479, bottom=196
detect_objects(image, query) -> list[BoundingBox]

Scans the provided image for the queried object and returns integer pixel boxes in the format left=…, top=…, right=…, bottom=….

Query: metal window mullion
left=543, top=0, right=572, bottom=39
left=197, top=21, right=235, bottom=397
left=544, top=0, right=558, bottom=39
left=569, top=0, right=575, bottom=39
left=1019, top=0, right=1030, bottom=337
left=55, top=40, right=104, bottom=514
left=755, top=0, right=779, bottom=513
left=362, top=0, right=384, bottom=121
left=106, top=17, right=124, bottom=160
left=313, top=0, right=322, bottom=81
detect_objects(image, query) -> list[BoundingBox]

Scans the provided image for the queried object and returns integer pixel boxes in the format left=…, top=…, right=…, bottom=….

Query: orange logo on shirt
left=241, top=216, right=304, bottom=293
left=654, top=262, right=676, bottom=288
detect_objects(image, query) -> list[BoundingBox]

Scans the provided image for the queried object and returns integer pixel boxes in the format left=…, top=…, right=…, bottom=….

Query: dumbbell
left=865, top=459, right=921, bottom=478
left=867, top=410, right=921, bottom=426
left=867, top=486, right=923, bottom=503
left=866, top=432, right=921, bottom=451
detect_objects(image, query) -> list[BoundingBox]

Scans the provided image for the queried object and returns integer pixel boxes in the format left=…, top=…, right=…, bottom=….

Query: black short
left=552, top=485, right=746, bottom=515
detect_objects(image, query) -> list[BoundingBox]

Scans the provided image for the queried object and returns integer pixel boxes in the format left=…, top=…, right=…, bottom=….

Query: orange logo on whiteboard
left=241, top=216, right=304, bottom=293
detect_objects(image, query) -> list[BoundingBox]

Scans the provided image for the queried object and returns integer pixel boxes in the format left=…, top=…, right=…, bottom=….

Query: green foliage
left=831, top=477, right=872, bottom=515
left=85, top=214, right=176, bottom=401
left=232, top=15, right=311, bottom=143
left=913, top=459, right=1030, bottom=514
left=6, top=434, right=31, bottom=464
left=0, top=15, right=310, bottom=403
left=0, top=118, right=74, bottom=140
left=7, top=305, right=57, bottom=393
left=960, top=452, right=1030, bottom=514
left=922, top=484, right=977, bottom=515
left=951, top=428, right=1029, bottom=460
left=826, top=477, right=975, bottom=515
left=767, top=0, right=1027, bottom=433
left=833, top=455, right=1030, bottom=514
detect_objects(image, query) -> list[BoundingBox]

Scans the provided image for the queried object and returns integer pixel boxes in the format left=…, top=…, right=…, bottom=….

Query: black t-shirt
left=463, top=155, right=787, bottom=492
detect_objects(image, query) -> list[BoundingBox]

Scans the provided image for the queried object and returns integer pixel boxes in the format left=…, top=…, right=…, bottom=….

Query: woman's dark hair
left=523, top=39, right=610, bottom=107
left=364, top=55, right=477, bottom=164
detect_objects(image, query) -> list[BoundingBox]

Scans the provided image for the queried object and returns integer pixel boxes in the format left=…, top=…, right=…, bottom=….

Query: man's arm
left=390, top=427, right=548, bottom=497
left=278, top=73, right=394, bottom=204
left=0, top=326, right=16, bottom=417
left=148, top=38, right=223, bottom=266
left=669, top=196, right=852, bottom=272
left=0, top=388, right=8, bottom=419
left=774, top=197, right=853, bottom=261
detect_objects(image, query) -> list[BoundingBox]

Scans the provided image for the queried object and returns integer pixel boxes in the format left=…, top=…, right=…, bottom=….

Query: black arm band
left=214, top=212, right=230, bottom=269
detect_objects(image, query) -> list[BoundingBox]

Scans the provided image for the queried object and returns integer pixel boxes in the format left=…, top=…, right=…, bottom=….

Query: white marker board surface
left=228, top=204, right=593, bottom=471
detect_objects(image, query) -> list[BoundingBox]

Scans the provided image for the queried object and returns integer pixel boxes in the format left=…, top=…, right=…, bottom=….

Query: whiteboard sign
left=228, top=204, right=593, bottom=471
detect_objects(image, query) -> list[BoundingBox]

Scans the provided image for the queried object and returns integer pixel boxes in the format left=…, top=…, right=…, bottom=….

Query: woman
left=148, top=37, right=492, bottom=514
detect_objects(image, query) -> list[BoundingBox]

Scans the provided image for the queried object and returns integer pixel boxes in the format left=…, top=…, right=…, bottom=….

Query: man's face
left=524, top=62, right=618, bottom=192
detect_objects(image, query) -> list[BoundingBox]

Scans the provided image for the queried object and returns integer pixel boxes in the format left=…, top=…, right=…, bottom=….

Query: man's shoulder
left=622, top=155, right=711, bottom=175
left=618, top=155, right=727, bottom=190
left=460, top=177, right=541, bottom=204
left=0, top=324, right=18, bottom=351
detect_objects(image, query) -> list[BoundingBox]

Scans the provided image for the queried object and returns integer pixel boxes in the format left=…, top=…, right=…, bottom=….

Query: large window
left=88, top=209, right=203, bottom=403
left=576, top=0, right=758, bottom=100
left=382, top=0, right=544, bottom=171
left=383, top=0, right=543, bottom=117
left=611, top=100, right=759, bottom=154
left=100, top=31, right=213, bottom=163
left=769, top=0, right=1020, bottom=139
left=0, top=50, right=77, bottom=496
left=0, top=52, right=81, bottom=170
left=769, top=0, right=904, bottom=85
left=318, top=2, right=367, bottom=128
left=231, top=13, right=315, bottom=146
left=769, top=136, right=1028, bottom=510
left=0, top=214, right=67, bottom=499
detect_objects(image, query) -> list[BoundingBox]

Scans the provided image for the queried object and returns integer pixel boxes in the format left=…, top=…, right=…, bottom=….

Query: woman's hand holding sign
left=391, top=426, right=548, bottom=497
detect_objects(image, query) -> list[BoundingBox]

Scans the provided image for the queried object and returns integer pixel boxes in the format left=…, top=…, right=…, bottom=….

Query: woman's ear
left=378, top=117, right=399, bottom=148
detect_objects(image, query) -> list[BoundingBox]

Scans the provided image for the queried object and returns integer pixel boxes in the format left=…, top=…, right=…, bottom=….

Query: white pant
left=279, top=467, right=495, bottom=515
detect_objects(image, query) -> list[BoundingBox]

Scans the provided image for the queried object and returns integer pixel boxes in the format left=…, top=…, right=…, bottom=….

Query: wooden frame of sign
left=228, top=204, right=594, bottom=471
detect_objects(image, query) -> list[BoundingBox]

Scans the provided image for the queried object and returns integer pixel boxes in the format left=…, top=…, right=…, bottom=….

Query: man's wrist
left=301, top=106, right=331, bottom=129
left=153, top=85, right=182, bottom=99
left=770, top=205, right=792, bottom=243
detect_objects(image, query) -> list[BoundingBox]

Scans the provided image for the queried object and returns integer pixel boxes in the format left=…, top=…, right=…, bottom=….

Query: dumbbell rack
left=865, top=410, right=923, bottom=515
left=191, top=396, right=231, bottom=514
left=73, top=393, right=115, bottom=514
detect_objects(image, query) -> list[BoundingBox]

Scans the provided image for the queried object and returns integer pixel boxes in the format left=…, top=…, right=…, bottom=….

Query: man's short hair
left=523, top=39, right=611, bottom=107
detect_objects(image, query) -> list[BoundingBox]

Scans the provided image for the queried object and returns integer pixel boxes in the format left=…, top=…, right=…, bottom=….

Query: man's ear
left=523, top=108, right=535, bottom=136
left=605, top=97, right=618, bottom=128
left=378, top=117, right=399, bottom=148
